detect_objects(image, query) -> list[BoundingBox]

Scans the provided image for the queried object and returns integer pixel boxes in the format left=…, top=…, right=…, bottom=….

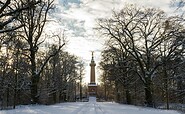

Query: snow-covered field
left=0, top=97, right=181, bottom=114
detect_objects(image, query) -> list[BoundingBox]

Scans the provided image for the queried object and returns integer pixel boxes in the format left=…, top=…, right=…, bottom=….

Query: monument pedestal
left=88, top=83, right=97, bottom=96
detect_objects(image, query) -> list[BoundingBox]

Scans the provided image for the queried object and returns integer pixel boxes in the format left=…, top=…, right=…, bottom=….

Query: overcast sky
left=46, top=0, right=182, bottom=83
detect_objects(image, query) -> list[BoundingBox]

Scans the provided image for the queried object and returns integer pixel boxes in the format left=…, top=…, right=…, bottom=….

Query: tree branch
left=37, top=43, right=65, bottom=77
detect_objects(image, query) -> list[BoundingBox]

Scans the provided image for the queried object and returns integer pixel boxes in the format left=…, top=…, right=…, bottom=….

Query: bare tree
left=77, top=60, right=85, bottom=101
left=18, top=0, right=65, bottom=104
left=0, top=0, right=39, bottom=33
left=97, top=5, right=185, bottom=107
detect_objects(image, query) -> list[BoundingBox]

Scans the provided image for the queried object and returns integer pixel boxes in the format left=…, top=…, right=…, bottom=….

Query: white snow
left=0, top=97, right=181, bottom=114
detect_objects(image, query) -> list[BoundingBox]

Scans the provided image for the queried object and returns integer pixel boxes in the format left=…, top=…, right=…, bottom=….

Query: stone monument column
left=90, top=52, right=96, bottom=83
left=88, top=51, right=97, bottom=96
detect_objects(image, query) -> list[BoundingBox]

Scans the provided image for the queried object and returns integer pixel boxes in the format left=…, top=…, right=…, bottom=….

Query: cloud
left=48, top=0, right=178, bottom=82
left=57, top=0, right=80, bottom=9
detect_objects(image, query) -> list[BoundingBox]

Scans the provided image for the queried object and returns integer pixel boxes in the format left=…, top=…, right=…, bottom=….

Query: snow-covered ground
left=0, top=97, right=181, bottom=114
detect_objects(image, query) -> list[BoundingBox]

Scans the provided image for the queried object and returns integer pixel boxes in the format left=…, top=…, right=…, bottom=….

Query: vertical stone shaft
left=90, top=52, right=96, bottom=83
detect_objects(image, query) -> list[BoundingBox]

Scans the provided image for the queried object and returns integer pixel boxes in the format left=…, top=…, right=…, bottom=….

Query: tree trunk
left=30, top=49, right=39, bottom=104
left=144, top=77, right=153, bottom=107
left=115, top=82, right=120, bottom=102
left=80, top=77, right=82, bottom=101
left=6, top=85, right=9, bottom=107
left=126, top=89, right=131, bottom=104
left=56, top=91, right=60, bottom=103
left=177, top=77, right=183, bottom=104
left=164, top=65, right=169, bottom=109
left=104, top=80, right=107, bottom=101
left=162, top=60, right=170, bottom=109
left=13, top=49, right=19, bottom=109
left=31, top=76, right=39, bottom=104
left=13, top=77, right=17, bottom=109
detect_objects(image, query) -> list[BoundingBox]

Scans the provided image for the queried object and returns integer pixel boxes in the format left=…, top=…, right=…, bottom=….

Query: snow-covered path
left=0, top=97, right=181, bottom=114
left=72, top=98, right=105, bottom=114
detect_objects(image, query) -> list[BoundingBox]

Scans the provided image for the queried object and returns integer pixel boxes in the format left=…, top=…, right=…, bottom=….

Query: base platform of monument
left=88, top=83, right=97, bottom=96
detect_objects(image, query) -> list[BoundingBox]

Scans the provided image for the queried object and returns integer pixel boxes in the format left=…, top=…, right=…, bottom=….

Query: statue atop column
left=92, top=51, right=94, bottom=59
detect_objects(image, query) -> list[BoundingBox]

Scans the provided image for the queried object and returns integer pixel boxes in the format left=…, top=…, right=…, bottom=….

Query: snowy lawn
left=0, top=97, right=181, bottom=114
